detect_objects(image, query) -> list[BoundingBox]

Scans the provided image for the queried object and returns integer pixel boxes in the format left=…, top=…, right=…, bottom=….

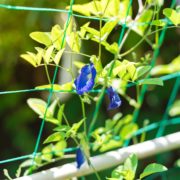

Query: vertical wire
left=124, top=0, right=177, bottom=147
left=31, top=0, right=75, bottom=167
left=88, top=0, right=133, bottom=137
left=156, top=77, right=180, bottom=137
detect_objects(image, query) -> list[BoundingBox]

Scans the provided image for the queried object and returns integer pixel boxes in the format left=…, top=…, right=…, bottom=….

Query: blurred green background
left=0, top=0, right=179, bottom=179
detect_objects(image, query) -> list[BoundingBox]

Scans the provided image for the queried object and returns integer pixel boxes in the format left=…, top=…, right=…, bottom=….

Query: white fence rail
left=16, top=132, right=180, bottom=180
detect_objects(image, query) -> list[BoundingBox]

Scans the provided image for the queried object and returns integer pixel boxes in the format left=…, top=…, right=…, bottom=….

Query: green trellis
left=0, top=0, right=179, bottom=179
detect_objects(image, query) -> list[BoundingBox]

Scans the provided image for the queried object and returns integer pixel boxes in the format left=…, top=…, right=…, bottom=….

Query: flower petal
left=107, top=87, right=122, bottom=110
left=76, top=148, right=85, bottom=169
left=74, top=63, right=96, bottom=95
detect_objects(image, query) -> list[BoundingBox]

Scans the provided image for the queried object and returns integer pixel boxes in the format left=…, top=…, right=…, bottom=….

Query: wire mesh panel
left=0, top=0, right=179, bottom=179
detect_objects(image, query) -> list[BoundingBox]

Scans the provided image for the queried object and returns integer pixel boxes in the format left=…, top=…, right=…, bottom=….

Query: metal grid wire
left=0, top=0, right=179, bottom=176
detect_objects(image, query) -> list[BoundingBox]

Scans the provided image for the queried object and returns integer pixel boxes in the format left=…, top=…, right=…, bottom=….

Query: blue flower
left=74, top=63, right=96, bottom=95
left=107, top=87, right=122, bottom=110
left=76, top=148, right=85, bottom=169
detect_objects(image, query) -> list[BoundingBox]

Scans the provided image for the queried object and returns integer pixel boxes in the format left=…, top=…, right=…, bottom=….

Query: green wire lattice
left=0, top=0, right=179, bottom=175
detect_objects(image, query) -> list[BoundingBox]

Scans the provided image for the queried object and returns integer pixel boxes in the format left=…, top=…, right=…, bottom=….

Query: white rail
left=16, top=132, right=180, bottom=180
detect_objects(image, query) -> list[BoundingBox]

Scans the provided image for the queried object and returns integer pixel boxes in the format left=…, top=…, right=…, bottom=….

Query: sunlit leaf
left=20, top=53, right=37, bottom=67
left=99, top=139, right=123, bottom=152
left=132, top=10, right=153, bottom=36
left=124, top=154, right=138, bottom=177
left=68, top=32, right=81, bottom=52
left=54, top=140, right=67, bottom=157
left=54, top=48, right=65, bottom=65
left=35, top=47, right=44, bottom=65
left=35, top=82, right=73, bottom=91
left=169, top=100, right=180, bottom=117
left=57, top=104, right=65, bottom=124
left=163, top=8, right=180, bottom=26
left=151, top=20, right=166, bottom=26
left=120, top=123, right=138, bottom=140
left=151, top=55, right=180, bottom=75
left=43, top=132, right=65, bottom=144
left=67, top=119, right=84, bottom=137
left=101, top=20, right=118, bottom=41
left=51, top=24, right=64, bottom=50
left=44, top=45, right=54, bottom=64
left=27, top=98, right=49, bottom=117
left=30, top=32, right=51, bottom=46
left=42, top=144, right=53, bottom=161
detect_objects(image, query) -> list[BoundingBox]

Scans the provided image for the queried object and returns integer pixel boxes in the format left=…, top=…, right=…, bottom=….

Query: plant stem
left=80, top=96, right=87, bottom=134
left=44, top=64, right=51, bottom=84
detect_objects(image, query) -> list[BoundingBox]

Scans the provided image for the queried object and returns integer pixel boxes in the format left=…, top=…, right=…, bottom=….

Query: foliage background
left=0, top=0, right=179, bottom=179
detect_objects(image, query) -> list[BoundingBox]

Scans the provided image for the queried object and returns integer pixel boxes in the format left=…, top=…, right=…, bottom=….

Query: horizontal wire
left=0, top=4, right=174, bottom=27
left=0, top=72, right=179, bottom=95
left=0, top=117, right=179, bottom=165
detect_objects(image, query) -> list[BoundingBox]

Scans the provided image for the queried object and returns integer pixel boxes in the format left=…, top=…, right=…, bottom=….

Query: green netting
left=0, top=0, right=179, bottom=176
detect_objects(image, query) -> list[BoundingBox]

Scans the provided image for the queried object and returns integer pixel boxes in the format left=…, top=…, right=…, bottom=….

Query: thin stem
left=64, top=50, right=91, bottom=58
left=99, top=17, right=102, bottom=60
left=80, top=96, right=87, bottom=134
left=44, top=64, right=51, bottom=84
left=119, top=26, right=178, bottom=58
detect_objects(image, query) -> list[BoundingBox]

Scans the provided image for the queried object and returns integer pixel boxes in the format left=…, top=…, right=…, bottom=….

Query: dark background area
left=0, top=0, right=179, bottom=179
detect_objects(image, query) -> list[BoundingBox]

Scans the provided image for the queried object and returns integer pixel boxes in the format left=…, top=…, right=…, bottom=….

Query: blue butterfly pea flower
left=76, top=148, right=85, bottom=169
left=107, top=86, right=122, bottom=110
left=74, top=63, right=96, bottom=95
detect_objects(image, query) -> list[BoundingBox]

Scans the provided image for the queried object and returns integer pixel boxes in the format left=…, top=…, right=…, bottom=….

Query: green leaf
left=44, top=45, right=54, bottom=63
left=35, top=82, right=73, bottom=91
left=114, top=114, right=132, bottom=135
left=20, top=53, right=37, bottom=67
left=30, top=32, right=51, bottom=46
left=163, top=8, right=180, bottom=26
left=54, top=140, right=67, bottom=156
left=27, top=98, right=49, bottom=117
left=120, top=123, right=138, bottom=140
left=140, top=163, right=167, bottom=179
left=57, top=104, right=65, bottom=124
left=67, top=119, right=84, bottom=137
left=79, top=22, right=90, bottom=38
left=99, top=139, right=123, bottom=152
left=48, top=99, right=58, bottom=117
left=42, top=144, right=53, bottom=161
left=43, top=132, right=65, bottom=144
left=151, top=55, right=180, bottom=75
left=101, top=0, right=119, bottom=17
left=68, top=32, right=81, bottom=52
left=124, top=154, right=138, bottom=177
left=138, top=78, right=163, bottom=86
left=126, top=62, right=136, bottom=81
left=151, top=20, right=166, bottom=26
left=132, top=10, right=153, bottom=36
left=54, top=125, right=70, bottom=132
left=54, top=48, right=65, bottom=65
left=82, top=26, right=100, bottom=39
left=35, top=47, right=44, bottom=65
left=103, top=42, right=119, bottom=54
left=169, top=100, right=180, bottom=117
left=90, top=55, right=103, bottom=73
left=101, top=20, right=118, bottom=41
left=133, top=66, right=151, bottom=81
left=110, top=165, right=124, bottom=180
left=43, top=117, right=60, bottom=125
left=102, top=60, right=121, bottom=77
left=68, top=2, right=93, bottom=16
